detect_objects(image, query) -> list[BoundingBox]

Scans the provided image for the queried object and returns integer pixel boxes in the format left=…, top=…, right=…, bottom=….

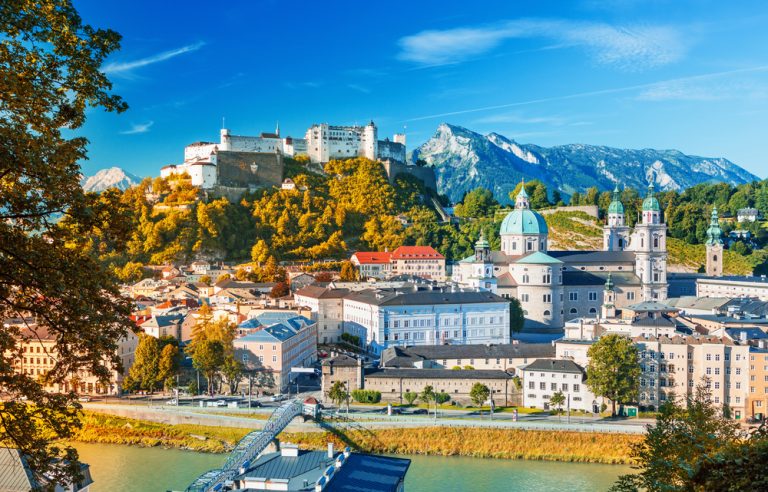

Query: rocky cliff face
left=411, top=123, right=759, bottom=204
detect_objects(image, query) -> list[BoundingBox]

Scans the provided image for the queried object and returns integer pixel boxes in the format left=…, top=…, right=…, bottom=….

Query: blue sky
left=75, top=0, right=768, bottom=178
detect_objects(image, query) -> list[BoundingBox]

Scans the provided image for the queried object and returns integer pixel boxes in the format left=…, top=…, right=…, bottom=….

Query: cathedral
left=453, top=183, right=670, bottom=328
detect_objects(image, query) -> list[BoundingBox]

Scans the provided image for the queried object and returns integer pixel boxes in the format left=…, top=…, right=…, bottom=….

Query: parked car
left=412, top=408, right=428, bottom=415
left=391, top=407, right=403, bottom=415
left=78, top=396, right=91, bottom=403
left=271, top=394, right=286, bottom=402
left=247, top=401, right=262, bottom=408
left=166, top=399, right=178, bottom=405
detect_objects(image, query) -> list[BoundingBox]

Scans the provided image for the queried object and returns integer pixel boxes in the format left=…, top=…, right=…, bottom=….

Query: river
left=74, top=442, right=630, bottom=491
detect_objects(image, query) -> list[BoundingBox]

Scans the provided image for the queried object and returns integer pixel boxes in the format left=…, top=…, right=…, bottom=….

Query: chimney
left=327, top=442, right=334, bottom=459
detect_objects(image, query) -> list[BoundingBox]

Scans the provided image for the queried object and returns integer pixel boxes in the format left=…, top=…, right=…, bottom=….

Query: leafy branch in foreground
left=0, top=0, right=132, bottom=488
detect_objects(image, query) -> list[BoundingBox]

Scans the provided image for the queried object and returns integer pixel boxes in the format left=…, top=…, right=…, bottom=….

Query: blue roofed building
left=234, top=315, right=317, bottom=391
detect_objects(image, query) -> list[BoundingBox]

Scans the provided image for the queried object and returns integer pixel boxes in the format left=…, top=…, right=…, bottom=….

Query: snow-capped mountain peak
left=81, top=167, right=142, bottom=193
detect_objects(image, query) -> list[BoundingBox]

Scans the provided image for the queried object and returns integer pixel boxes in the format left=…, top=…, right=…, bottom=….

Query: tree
left=191, top=339, right=226, bottom=396
left=420, top=385, right=437, bottom=417
left=270, top=281, right=290, bottom=298
left=0, top=0, right=132, bottom=484
left=328, top=380, right=349, bottom=409
left=509, top=298, right=525, bottom=337
left=314, top=271, right=334, bottom=282
left=454, top=187, right=499, bottom=218
left=125, top=334, right=160, bottom=393
left=221, top=355, right=244, bottom=395
left=550, top=391, right=566, bottom=420
left=199, top=275, right=211, bottom=285
left=586, top=334, right=640, bottom=416
left=157, top=344, right=180, bottom=390
left=339, top=261, right=358, bottom=281
left=251, top=239, right=270, bottom=265
left=611, top=383, right=763, bottom=491
left=470, top=383, right=490, bottom=408
left=403, top=391, right=418, bottom=405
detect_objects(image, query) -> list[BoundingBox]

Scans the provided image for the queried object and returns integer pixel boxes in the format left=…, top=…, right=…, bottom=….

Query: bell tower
left=634, top=183, right=668, bottom=301
left=705, top=206, right=724, bottom=277
left=603, top=185, right=630, bottom=251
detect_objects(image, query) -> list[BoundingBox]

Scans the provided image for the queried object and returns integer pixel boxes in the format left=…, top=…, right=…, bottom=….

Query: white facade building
left=520, top=359, right=603, bottom=412
left=342, top=287, right=511, bottom=355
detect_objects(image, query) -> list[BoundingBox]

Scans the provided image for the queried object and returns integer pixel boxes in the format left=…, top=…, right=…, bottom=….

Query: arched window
left=654, top=236, right=659, bottom=248
left=570, top=308, right=578, bottom=314
left=543, top=310, right=551, bottom=316
left=713, top=255, right=718, bottom=262
left=589, top=307, right=597, bottom=314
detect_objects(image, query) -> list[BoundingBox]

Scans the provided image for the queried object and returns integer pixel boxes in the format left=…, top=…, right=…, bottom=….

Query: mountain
left=81, top=167, right=142, bottom=193
left=411, top=124, right=760, bottom=204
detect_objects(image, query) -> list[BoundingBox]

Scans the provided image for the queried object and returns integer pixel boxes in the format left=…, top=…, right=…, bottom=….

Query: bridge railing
left=185, top=399, right=304, bottom=492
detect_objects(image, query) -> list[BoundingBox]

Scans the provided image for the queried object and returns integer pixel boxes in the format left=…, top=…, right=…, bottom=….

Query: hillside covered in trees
left=75, top=158, right=768, bottom=281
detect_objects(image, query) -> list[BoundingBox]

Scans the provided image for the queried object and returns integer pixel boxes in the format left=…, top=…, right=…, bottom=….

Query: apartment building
left=389, top=246, right=446, bottom=281
left=294, top=285, right=349, bottom=344
left=235, top=316, right=317, bottom=390
left=634, top=335, right=750, bottom=418
left=10, top=323, right=138, bottom=396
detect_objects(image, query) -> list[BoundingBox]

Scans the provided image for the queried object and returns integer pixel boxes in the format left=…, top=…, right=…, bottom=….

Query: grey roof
left=365, top=368, right=513, bottom=380
left=295, top=285, right=349, bottom=299
left=242, top=450, right=331, bottom=481
left=344, top=289, right=506, bottom=307
left=548, top=250, right=636, bottom=263
left=631, top=315, right=677, bottom=327
left=698, top=275, right=768, bottom=285
left=725, top=328, right=768, bottom=340
left=563, top=270, right=640, bottom=286
left=666, top=296, right=730, bottom=310
left=322, top=354, right=360, bottom=367
left=384, top=343, right=555, bottom=367
left=626, top=301, right=678, bottom=312
left=522, top=358, right=586, bottom=374
left=324, top=454, right=410, bottom=492
left=685, top=314, right=768, bottom=325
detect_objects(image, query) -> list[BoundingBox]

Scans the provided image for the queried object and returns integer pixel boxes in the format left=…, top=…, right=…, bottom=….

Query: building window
left=627, top=292, right=635, bottom=300
left=569, top=292, right=578, bottom=301
left=521, top=294, right=529, bottom=302
left=543, top=310, right=551, bottom=316
left=543, top=294, right=552, bottom=303
left=588, top=292, right=598, bottom=301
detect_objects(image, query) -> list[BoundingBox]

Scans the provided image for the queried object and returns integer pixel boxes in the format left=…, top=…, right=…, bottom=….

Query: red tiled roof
left=352, top=251, right=392, bottom=264
left=391, top=246, right=444, bottom=260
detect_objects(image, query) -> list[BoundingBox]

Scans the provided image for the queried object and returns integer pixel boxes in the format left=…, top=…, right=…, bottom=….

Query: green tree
left=157, top=343, right=180, bottom=390
left=251, top=239, right=270, bottom=265
left=550, top=391, right=566, bottom=420
left=403, top=391, right=418, bottom=405
left=509, top=298, right=525, bottom=337
left=222, top=355, right=244, bottom=395
left=470, top=383, right=490, bottom=408
left=328, top=380, right=349, bottom=409
left=455, top=187, right=498, bottom=218
left=199, top=274, right=211, bottom=285
left=611, top=383, right=757, bottom=492
left=191, top=339, right=226, bottom=396
left=421, top=385, right=437, bottom=417
left=0, top=0, right=132, bottom=484
left=125, top=334, right=161, bottom=393
left=586, top=334, right=640, bottom=416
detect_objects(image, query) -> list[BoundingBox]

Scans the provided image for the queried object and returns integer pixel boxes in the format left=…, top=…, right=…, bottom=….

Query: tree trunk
left=612, top=399, right=617, bottom=417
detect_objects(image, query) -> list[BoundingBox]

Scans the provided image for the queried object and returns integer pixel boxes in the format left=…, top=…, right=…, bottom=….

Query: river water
left=74, top=442, right=630, bottom=491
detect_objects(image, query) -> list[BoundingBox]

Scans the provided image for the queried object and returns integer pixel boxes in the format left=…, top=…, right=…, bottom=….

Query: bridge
left=185, top=399, right=305, bottom=492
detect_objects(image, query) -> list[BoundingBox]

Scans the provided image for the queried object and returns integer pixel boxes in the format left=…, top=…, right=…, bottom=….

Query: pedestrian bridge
left=185, top=399, right=305, bottom=492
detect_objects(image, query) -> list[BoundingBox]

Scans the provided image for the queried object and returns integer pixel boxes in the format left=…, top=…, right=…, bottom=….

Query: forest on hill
left=72, top=157, right=768, bottom=282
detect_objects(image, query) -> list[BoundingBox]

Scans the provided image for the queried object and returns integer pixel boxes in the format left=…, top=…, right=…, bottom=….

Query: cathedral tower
left=634, top=183, right=668, bottom=301
left=705, top=206, right=724, bottom=277
left=603, top=185, right=630, bottom=251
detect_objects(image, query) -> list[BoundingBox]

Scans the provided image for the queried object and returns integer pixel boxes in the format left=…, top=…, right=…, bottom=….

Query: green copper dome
left=607, top=185, right=624, bottom=214
left=500, top=209, right=549, bottom=235
left=642, top=183, right=661, bottom=212
left=475, top=231, right=490, bottom=249
left=705, top=206, right=724, bottom=246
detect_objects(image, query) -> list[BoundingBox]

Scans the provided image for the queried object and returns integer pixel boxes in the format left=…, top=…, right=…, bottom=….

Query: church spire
left=705, top=206, right=724, bottom=246
left=515, top=179, right=530, bottom=210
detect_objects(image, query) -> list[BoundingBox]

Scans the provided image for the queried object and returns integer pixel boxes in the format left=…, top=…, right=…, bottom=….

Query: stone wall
left=381, top=160, right=437, bottom=192
left=216, top=150, right=284, bottom=189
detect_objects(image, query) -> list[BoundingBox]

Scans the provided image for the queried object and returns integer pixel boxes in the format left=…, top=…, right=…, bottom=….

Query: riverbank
left=74, top=412, right=641, bottom=464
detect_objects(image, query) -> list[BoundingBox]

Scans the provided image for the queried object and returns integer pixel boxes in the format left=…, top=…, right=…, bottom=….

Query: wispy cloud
left=472, top=113, right=569, bottom=126
left=405, top=64, right=768, bottom=122
left=284, top=80, right=323, bottom=90
left=120, top=121, right=154, bottom=135
left=397, top=19, right=685, bottom=70
left=347, top=84, right=371, bottom=94
left=103, top=41, right=205, bottom=75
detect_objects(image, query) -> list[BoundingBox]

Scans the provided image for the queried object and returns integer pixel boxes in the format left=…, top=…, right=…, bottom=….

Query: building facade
left=294, top=285, right=349, bottom=344
left=520, top=359, right=602, bottom=412
left=697, top=276, right=768, bottom=301
left=453, top=182, right=669, bottom=329
left=342, top=288, right=511, bottom=355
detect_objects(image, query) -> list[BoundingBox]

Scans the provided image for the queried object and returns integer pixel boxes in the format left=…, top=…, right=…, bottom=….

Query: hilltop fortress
left=160, top=122, right=431, bottom=196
